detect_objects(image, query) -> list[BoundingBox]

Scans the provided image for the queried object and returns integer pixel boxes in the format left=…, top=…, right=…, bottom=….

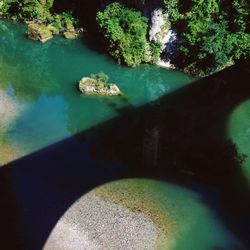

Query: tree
left=96, top=2, right=154, bottom=67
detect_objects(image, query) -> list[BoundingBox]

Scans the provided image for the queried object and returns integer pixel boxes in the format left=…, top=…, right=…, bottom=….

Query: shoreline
left=44, top=189, right=168, bottom=250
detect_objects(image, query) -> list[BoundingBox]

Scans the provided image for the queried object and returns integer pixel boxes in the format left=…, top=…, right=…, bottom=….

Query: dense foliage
left=0, top=0, right=76, bottom=34
left=164, top=0, right=250, bottom=75
left=96, top=0, right=249, bottom=74
left=96, top=2, right=159, bottom=67
left=0, top=0, right=249, bottom=75
left=163, top=0, right=180, bottom=23
left=1, top=0, right=53, bottom=21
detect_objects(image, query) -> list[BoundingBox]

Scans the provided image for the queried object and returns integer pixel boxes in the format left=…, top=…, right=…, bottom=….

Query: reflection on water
left=0, top=20, right=193, bottom=165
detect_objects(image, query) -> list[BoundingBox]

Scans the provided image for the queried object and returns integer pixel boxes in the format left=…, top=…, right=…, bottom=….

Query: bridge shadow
left=0, top=59, right=250, bottom=249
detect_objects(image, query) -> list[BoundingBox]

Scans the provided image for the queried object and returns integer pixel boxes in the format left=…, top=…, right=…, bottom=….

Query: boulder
left=47, top=24, right=60, bottom=35
left=79, top=77, right=122, bottom=96
left=66, top=22, right=75, bottom=33
left=63, top=31, right=78, bottom=40
left=27, top=23, right=53, bottom=43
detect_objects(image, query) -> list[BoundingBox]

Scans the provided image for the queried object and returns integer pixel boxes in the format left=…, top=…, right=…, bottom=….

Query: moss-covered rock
left=27, top=22, right=53, bottom=43
left=79, top=77, right=122, bottom=96
left=63, top=31, right=77, bottom=39
left=47, top=23, right=60, bottom=35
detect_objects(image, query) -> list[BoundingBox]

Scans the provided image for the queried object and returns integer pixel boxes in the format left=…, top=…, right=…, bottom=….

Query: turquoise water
left=0, top=20, right=249, bottom=250
left=0, top=20, right=193, bottom=163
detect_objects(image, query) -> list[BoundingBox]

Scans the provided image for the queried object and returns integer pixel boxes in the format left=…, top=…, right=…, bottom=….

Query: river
left=0, top=20, right=249, bottom=250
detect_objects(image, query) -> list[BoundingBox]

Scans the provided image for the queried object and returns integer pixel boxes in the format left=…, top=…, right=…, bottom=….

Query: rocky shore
left=44, top=193, right=161, bottom=250
left=27, top=21, right=79, bottom=43
left=44, top=180, right=169, bottom=250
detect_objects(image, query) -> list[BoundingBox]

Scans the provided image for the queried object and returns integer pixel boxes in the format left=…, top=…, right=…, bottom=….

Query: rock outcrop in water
left=79, top=75, right=122, bottom=96
left=27, top=21, right=79, bottom=42
left=27, top=22, right=54, bottom=43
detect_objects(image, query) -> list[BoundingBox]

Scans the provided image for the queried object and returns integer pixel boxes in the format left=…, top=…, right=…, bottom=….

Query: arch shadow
left=0, top=59, right=250, bottom=249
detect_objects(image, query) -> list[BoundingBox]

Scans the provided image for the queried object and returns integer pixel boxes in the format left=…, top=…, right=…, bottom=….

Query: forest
left=0, top=0, right=249, bottom=76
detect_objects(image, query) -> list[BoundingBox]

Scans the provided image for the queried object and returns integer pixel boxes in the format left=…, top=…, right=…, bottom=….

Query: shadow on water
left=0, top=59, right=250, bottom=249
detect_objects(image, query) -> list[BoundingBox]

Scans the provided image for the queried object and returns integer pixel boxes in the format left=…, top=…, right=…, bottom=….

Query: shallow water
left=0, top=20, right=249, bottom=250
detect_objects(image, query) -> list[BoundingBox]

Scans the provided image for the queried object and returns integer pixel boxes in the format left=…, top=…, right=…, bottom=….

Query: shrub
left=96, top=2, right=157, bottom=67
left=1, top=0, right=51, bottom=21
left=174, top=0, right=250, bottom=75
left=90, top=72, right=109, bottom=84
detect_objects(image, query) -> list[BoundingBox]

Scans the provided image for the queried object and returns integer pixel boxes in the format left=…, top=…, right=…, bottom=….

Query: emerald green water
left=0, top=20, right=193, bottom=163
left=0, top=20, right=248, bottom=249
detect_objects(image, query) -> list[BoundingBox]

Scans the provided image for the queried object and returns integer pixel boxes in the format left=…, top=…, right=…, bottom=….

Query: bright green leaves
left=1, top=0, right=52, bottom=21
left=177, top=0, right=250, bottom=76
left=163, top=0, right=180, bottom=22
left=96, top=2, right=154, bottom=67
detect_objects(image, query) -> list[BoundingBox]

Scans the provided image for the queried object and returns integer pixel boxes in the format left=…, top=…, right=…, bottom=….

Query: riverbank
left=44, top=192, right=164, bottom=250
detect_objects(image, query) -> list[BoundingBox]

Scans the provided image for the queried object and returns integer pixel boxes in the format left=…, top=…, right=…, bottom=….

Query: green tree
left=163, top=0, right=180, bottom=22
left=96, top=2, right=155, bottom=67
left=177, top=0, right=250, bottom=75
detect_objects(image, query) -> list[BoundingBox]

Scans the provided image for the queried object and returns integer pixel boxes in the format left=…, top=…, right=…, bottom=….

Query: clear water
left=0, top=20, right=248, bottom=250
left=0, top=20, right=193, bottom=163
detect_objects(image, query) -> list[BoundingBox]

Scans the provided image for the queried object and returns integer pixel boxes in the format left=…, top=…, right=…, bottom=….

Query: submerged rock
left=79, top=77, right=122, bottom=96
left=27, top=23, right=53, bottom=43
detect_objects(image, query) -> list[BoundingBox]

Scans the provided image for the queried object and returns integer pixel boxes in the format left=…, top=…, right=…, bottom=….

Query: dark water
left=0, top=20, right=250, bottom=250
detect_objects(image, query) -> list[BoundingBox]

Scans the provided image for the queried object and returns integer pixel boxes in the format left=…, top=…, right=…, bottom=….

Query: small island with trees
left=79, top=72, right=122, bottom=96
